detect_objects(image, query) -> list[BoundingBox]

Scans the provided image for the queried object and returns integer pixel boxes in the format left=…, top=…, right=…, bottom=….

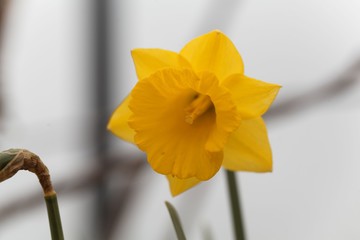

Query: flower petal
left=129, top=68, right=230, bottom=180
left=222, top=74, right=281, bottom=119
left=131, top=49, right=191, bottom=80
left=107, top=96, right=135, bottom=144
left=166, top=175, right=201, bottom=196
left=180, top=30, right=244, bottom=81
left=222, top=117, right=272, bottom=172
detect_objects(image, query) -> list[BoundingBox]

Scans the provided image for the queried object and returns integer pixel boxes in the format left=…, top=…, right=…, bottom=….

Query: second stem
left=226, top=170, right=246, bottom=240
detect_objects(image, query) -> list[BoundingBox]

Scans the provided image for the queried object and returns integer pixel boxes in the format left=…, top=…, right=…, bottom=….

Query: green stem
left=226, top=170, right=246, bottom=240
left=165, top=201, right=187, bottom=240
left=45, top=193, right=64, bottom=240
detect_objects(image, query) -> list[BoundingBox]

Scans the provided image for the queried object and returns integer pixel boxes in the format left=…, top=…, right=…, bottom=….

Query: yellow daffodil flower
left=108, top=30, right=280, bottom=196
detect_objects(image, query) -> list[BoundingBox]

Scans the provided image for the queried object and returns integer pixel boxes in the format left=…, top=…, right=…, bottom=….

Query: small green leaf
left=165, top=201, right=187, bottom=240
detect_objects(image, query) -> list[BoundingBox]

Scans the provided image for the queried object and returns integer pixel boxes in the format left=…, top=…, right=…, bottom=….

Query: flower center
left=184, top=94, right=214, bottom=124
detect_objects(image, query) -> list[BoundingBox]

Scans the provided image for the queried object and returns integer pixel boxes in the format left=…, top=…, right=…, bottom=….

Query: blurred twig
left=265, top=57, right=360, bottom=121
left=0, top=0, right=9, bottom=39
left=92, top=0, right=112, bottom=238
left=0, top=0, right=10, bottom=121
left=0, top=154, right=145, bottom=230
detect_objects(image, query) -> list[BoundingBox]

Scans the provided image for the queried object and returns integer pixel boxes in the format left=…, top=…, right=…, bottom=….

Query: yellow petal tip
left=167, top=175, right=202, bottom=196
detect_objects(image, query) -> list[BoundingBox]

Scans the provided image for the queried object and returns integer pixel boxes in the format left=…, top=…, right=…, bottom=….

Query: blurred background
left=0, top=0, right=360, bottom=239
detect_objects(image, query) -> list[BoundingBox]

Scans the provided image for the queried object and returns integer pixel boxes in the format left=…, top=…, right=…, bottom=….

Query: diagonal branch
left=265, top=57, right=360, bottom=121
